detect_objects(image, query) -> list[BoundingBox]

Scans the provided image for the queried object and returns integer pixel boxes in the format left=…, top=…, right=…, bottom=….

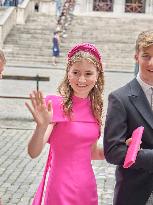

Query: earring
left=94, top=83, right=98, bottom=88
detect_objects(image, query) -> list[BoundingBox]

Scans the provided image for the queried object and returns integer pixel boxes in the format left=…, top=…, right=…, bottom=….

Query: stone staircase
left=65, top=15, right=153, bottom=72
left=3, top=13, right=57, bottom=68
left=3, top=12, right=153, bottom=72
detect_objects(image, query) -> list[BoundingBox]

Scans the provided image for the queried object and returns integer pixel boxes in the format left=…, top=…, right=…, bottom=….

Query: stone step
left=5, top=61, right=134, bottom=73
left=7, top=59, right=135, bottom=70
left=5, top=53, right=134, bottom=62
left=4, top=55, right=134, bottom=64
left=6, top=27, right=56, bottom=36
left=5, top=41, right=134, bottom=49
left=5, top=37, right=135, bottom=45
left=5, top=37, right=53, bottom=44
left=7, top=28, right=55, bottom=35
left=10, top=23, right=56, bottom=29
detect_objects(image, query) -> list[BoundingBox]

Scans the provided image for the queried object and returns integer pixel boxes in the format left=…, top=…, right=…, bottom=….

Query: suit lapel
left=129, top=79, right=153, bottom=129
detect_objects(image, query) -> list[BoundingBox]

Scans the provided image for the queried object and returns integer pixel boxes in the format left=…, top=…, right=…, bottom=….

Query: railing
left=16, top=0, right=33, bottom=24
left=125, top=1, right=145, bottom=13
left=93, top=0, right=113, bottom=12
left=0, top=74, right=50, bottom=99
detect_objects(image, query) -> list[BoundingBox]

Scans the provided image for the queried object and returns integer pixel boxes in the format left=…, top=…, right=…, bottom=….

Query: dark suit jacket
left=104, top=78, right=153, bottom=205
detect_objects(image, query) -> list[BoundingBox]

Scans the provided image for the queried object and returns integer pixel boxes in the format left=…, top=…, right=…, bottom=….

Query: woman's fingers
left=26, top=90, right=48, bottom=114
left=29, top=91, right=44, bottom=108
left=126, top=138, right=132, bottom=146
left=25, top=102, right=36, bottom=119
left=39, top=91, right=45, bottom=106
left=33, top=91, right=46, bottom=108
left=48, top=100, right=53, bottom=122
left=25, top=102, right=33, bottom=113
left=30, top=93, right=36, bottom=109
left=34, top=91, right=40, bottom=106
left=25, top=91, right=53, bottom=127
left=48, top=100, right=52, bottom=112
left=126, top=138, right=142, bottom=150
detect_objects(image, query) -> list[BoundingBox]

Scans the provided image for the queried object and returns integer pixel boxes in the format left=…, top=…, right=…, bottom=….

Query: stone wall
left=0, top=7, right=16, bottom=48
left=74, top=0, right=153, bottom=15
left=0, top=0, right=55, bottom=48
left=17, top=0, right=34, bottom=24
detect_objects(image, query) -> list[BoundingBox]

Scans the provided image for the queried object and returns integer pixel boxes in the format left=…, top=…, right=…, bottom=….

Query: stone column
left=86, top=0, right=93, bottom=12
left=39, top=0, right=55, bottom=15
left=146, top=0, right=153, bottom=14
left=113, top=0, right=125, bottom=14
left=74, top=0, right=88, bottom=14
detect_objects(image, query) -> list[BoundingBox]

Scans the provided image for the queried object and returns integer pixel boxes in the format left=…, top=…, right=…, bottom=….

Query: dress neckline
left=72, top=95, right=90, bottom=103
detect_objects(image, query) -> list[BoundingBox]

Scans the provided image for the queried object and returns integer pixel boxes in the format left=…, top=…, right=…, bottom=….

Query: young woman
left=26, top=43, right=104, bottom=205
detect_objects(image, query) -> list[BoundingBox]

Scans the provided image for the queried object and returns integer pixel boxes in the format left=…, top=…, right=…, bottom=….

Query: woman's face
left=68, top=59, right=98, bottom=98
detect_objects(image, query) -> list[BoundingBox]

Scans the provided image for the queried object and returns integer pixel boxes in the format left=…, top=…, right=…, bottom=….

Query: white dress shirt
left=136, top=73, right=153, bottom=106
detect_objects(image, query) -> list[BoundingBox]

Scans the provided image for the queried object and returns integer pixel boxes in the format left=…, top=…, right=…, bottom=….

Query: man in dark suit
left=104, top=30, right=153, bottom=205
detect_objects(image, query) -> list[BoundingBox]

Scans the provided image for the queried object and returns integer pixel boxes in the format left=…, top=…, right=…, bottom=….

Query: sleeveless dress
left=32, top=95, right=100, bottom=205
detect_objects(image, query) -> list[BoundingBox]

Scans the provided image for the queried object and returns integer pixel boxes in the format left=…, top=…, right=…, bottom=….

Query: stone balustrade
left=0, top=7, right=16, bottom=48
left=0, top=0, right=55, bottom=48
left=0, top=0, right=34, bottom=47
left=16, top=0, right=34, bottom=24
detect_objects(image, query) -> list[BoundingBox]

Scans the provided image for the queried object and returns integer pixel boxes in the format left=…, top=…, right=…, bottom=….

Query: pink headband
left=67, top=43, right=102, bottom=62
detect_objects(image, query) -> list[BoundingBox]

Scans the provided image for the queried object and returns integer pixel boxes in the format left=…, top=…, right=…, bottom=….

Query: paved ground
left=0, top=66, right=134, bottom=205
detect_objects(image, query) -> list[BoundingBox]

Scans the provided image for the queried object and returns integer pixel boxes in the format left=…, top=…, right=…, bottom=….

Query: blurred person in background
left=52, top=31, right=60, bottom=65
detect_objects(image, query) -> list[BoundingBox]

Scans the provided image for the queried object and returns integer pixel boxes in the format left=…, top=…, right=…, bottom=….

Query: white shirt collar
left=136, top=73, right=153, bottom=93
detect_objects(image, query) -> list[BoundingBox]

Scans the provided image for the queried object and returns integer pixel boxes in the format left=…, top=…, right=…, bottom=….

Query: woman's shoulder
left=45, top=95, right=62, bottom=105
left=45, top=95, right=67, bottom=122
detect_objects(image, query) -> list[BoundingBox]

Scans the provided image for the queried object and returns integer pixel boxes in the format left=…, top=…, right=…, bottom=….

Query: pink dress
left=32, top=95, right=100, bottom=205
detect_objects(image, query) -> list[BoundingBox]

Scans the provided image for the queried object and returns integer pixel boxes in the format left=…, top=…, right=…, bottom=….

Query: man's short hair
left=135, top=30, right=153, bottom=52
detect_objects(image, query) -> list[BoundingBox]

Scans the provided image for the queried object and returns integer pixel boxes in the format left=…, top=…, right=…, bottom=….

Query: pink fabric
left=67, top=43, right=102, bottom=63
left=32, top=146, right=52, bottom=205
left=32, top=95, right=100, bottom=205
left=123, top=126, right=144, bottom=168
left=45, top=95, right=98, bottom=123
left=45, top=95, right=68, bottom=122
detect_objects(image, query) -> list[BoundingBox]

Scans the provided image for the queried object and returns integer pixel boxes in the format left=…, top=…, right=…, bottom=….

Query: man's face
left=0, top=59, right=4, bottom=79
left=135, top=45, right=153, bottom=85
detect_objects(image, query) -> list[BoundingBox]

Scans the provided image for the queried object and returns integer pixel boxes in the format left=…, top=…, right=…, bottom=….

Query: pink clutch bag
left=123, top=126, right=144, bottom=168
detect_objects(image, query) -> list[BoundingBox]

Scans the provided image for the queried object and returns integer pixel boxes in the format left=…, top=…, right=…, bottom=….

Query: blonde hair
left=58, top=51, right=104, bottom=126
left=135, top=30, right=153, bottom=52
left=0, top=49, right=6, bottom=64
